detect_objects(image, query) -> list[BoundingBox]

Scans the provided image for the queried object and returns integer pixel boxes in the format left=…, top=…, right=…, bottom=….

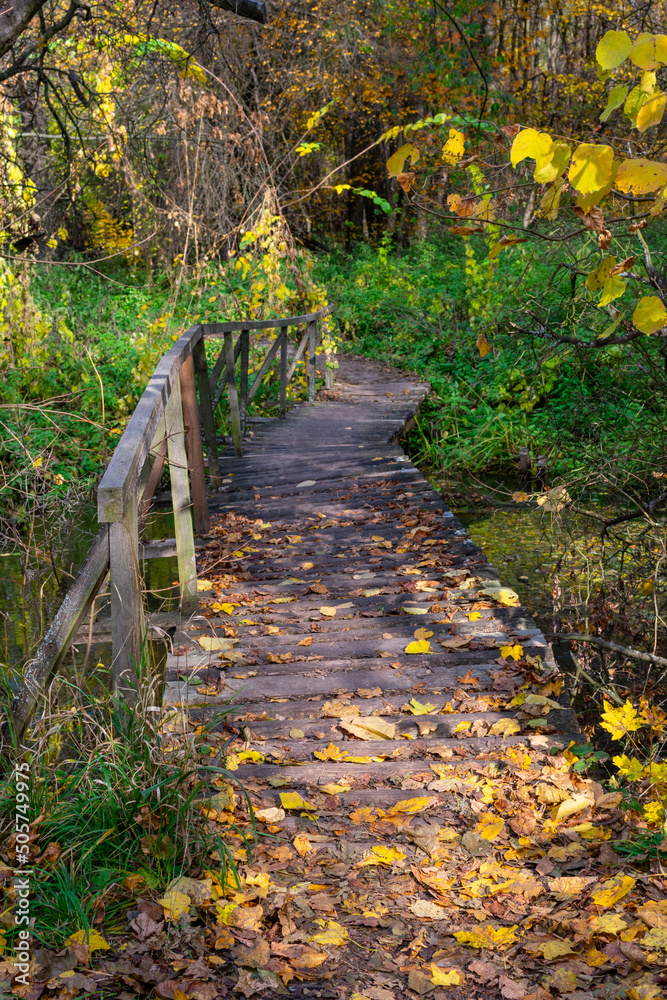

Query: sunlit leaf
left=454, top=924, right=519, bottom=950
left=600, top=84, right=629, bottom=121
left=615, top=157, right=667, bottom=194
left=630, top=32, right=659, bottom=70
left=591, top=874, right=636, bottom=906
left=510, top=128, right=553, bottom=167
left=442, top=128, right=465, bottom=165
left=636, top=91, right=667, bottom=131
left=405, top=639, right=431, bottom=654
left=387, top=143, right=420, bottom=177
left=568, top=144, right=614, bottom=195
left=596, top=29, right=632, bottom=69
left=633, top=295, right=667, bottom=333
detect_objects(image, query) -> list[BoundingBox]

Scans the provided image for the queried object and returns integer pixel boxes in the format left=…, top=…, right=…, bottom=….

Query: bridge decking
left=162, top=354, right=577, bottom=796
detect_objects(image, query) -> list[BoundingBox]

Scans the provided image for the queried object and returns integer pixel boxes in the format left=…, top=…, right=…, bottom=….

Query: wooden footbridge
left=20, top=310, right=664, bottom=1000
left=13, top=303, right=577, bottom=768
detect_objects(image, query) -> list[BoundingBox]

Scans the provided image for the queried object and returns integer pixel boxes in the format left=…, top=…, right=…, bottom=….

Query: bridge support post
left=225, top=331, right=243, bottom=457
left=240, top=330, right=249, bottom=425
left=193, top=338, right=221, bottom=487
left=308, top=319, right=316, bottom=403
left=165, top=376, right=199, bottom=618
left=179, top=353, right=210, bottom=535
left=110, top=498, right=144, bottom=702
left=280, top=326, right=287, bottom=418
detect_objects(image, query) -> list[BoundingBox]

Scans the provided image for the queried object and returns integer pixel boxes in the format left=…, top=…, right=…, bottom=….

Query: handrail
left=9, top=305, right=333, bottom=740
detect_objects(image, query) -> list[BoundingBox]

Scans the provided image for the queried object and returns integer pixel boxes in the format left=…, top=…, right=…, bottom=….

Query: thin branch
left=546, top=633, right=667, bottom=670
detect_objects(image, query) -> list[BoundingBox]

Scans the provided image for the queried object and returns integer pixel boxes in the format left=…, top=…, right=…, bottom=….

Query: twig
left=545, top=632, right=667, bottom=670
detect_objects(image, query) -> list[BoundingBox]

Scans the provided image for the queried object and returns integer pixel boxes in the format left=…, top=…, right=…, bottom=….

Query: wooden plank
left=165, top=376, right=198, bottom=617
left=240, top=330, right=249, bottom=423
left=225, top=331, right=243, bottom=458
left=9, top=526, right=110, bottom=741
left=139, top=415, right=167, bottom=518
left=179, top=354, right=210, bottom=535
left=98, top=324, right=204, bottom=522
left=286, top=328, right=310, bottom=382
left=110, top=495, right=144, bottom=700
left=279, top=326, right=287, bottom=419
left=210, top=331, right=243, bottom=410
left=246, top=335, right=281, bottom=405
left=192, top=336, right=221, bottom=487
left=202, top=305, right=333, bottom=336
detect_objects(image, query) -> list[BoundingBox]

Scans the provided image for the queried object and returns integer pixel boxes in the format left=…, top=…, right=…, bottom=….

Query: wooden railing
left=10, top=306, right=332, bottom=739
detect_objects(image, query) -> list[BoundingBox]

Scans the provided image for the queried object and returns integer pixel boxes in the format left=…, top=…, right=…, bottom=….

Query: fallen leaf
left=280, top=791, right=315, bottom=811
left=65, top=929, right=110, bottom=953
left=359, top=845, right=406, bottom=867
left=429, top=966, right=464, bottom=986
left=310, top=920, right=349, bottom=946
left=408, top=697, right=436, bottom=715
left=319, top=606, right=338, bottom=617
left=409, top=899, right=449, bottom=919
left=590, top=873, right=636, bottom=906
left=454, top=925, right=519, bottom=950
left=157, top=889, right=191, bottom=921
left=293, top=833, right=313, bottom=857
left=196, top=635, right=226, bottom=651
left=340, top=716, right=396, bottom=740
left=405, top=639, right=431, bottom=654
left=539, top=939, right=575, bottom=960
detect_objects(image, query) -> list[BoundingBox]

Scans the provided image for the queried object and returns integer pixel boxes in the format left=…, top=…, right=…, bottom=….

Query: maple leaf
left=358, top=845, right=406, bottom=867
left=600, top=698, right=643, bottom=739
left=408, top=697, right=436, bottom=715
left=590, top=873, right=636, bottom=906
left=500, top=644, right=523, bottom=661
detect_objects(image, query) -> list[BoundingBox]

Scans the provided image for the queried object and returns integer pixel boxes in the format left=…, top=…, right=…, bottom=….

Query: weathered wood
left=286, top=328, right=310, bottom=382
left=246, top=334, right=281, bottom=405
left=8, top=526, right=110, bottom=742
left=202, top=305, right=332, bottom=337
left=110, top=495, right=144, bottom=700
left=240, top=330, right=249, bottom=423
left=98, top=325, right=204, bottom=522
left=139, top=416, right=168, bottom=518
left=308, top=319, right=317, bottom=403
left=165, top=376, right=199, bottom=617
left=279, top=326, right=287, bottom=418
left=225, top=331, right=243, bottom=458
left=179, top=353, right=210, bottom=536
left=192, top=336, right=221, bottom=487
left=210, top=331, right=243, bottom=410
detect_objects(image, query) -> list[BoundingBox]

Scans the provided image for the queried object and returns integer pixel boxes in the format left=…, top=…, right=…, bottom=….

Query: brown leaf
left=573, top=205, right=607, bottom=233
left=468, top=960, right=499, bottom=983
left=499, top=976, right=529, bottom=999
left=130, top=911, right=165, bottom=941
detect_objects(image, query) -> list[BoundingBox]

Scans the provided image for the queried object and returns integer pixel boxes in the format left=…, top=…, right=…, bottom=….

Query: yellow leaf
left=596, top=29, right=632, bottom=69
left=157, top=889, right=191, bottom=920
left=476, top=332, right=491, bottom=357
left=340, top=716, right=396, bottom=740
left=310, top=921, right=349, bottom=946
left=568, top=144, right=614, bottom=195
left=280, top=791, right=315, bottom=811
left=410, top=899, right=449, bottom=919
left=533, top=142, right=571, bottom=184
left=585, top=947, right=608, bottom=968
left=387, top=797, right=434, bottom=814
left=500, top=644, right=523, bottom=661
left=488, top=718, right=521, bottom=737
left=538, top=176, right=565, bottom=220
left=293, top=833, right=313, bottom=857
left=197, top=635, right=225, bottom=651
left=197, top=579, right=213, bottom=591
left=414, top=627, right=434, bottom=640
left=211, top=602, right=236, bottom=614
left=319, top=606, right=337, bottom=617
left=314, top=742, right=348, bottom=761
left=591, top=874, right=636, bottom=907
left=429, top=966, right=464, bottom=986
left=634, top=295, right=667, bottom=334
left=357, top=845, right=405, bottom=868
left=539, top=939, right=575, bottom=960
left=387, top=143, right=420, bottom=177
left=594, top=913, right=628, bottom=935
left=65, top=929, right=110, bottom=952
left=636, top=92, right=667, bottom=132
left=408, top=698, right=436, bottom=715
left=600, top=698, right=643, bottom=739
left=254, top=806, right=285, bottom=823
left=630, top=32, right=659, bottom=70
left=624, top=85, right=649, bottom=126
left=454, top=924, right=519, bottom=950
left=510, top=128, right=553, bottom=168
left=599, top=274, right=626, bottom=308
left=479, top=586, right=520, bottom=606
left=453, top=720, right=472, bottom=734
left=600, top=84, right=629, bottom=122
left=442, top=128, right=465, bottom=165
left=475, top=814, right=504, bottom=840
left=554, top=794, right=590, bottom=821
left=466, top=612, right=482, bottom=621
left=639, top=927, right=667, bottom=950
left=405, top=639, right=431, bottom=654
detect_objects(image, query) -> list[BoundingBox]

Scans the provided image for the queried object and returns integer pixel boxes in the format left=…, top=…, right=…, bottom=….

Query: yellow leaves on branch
left=633, top=296, right=667, bottom=334
left=568, top=144, right=614, bottom=196
left=596, top=30, right=633, bottom=70
left=387, top=143, right=420, bottom=178
left=442, top=128, right=465, bottom=165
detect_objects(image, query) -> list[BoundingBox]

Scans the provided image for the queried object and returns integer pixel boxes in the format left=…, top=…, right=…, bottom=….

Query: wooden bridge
left=26, top=310, right=663, bottom=998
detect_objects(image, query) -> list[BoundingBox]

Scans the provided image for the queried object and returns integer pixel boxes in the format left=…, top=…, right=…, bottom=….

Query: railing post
left=240, top=329, right=249, bottom=424
left=280, top=325, right=288, bottom=418
left=225, top=331, right=243, bottom=457
left=165, top=376, right=199, bottom=618
left=192, top=337, right=221, bottom=488
left=308, top=319, right=317, bottom=403
left=179, top=353, right=210, bottom=535
left=110, top=494, right=144, bottom=702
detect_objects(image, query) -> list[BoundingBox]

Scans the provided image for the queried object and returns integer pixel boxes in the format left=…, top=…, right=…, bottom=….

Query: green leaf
left=600, top=84, right=629, bottom=122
